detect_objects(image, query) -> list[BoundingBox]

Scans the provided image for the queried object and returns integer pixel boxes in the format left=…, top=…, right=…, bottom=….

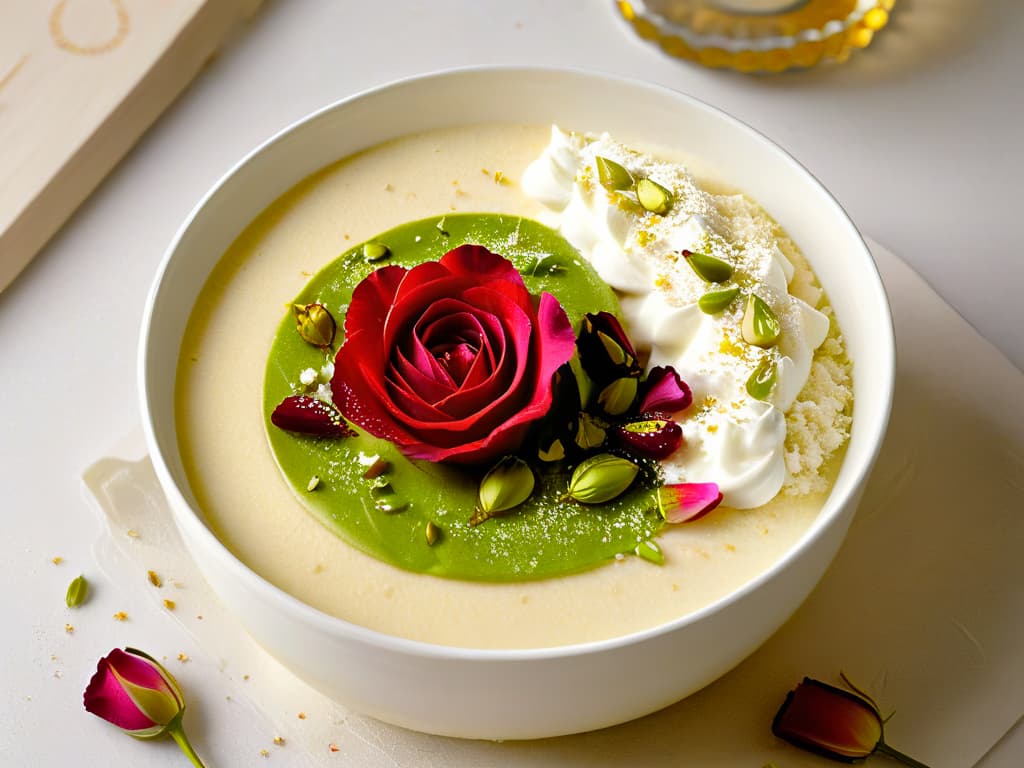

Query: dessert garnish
left=472, top=456, right=536, bottom=526
left=265, top=214, right=726, bottom=580
left=657, top=483, right=723, bottom=523
left=741, top=293, right=781, bottom=348
left=682, top=249, right=734, bottom=283
left=697, top=285, right=740, bottom=315
left=270, top=395, right=355, bottom=438
left=563, top=453, right=640, bottom=505
left=291, top=302, right=336, bottom=348
left=635, top=177, right=673, bottom=215
left=746, top=357, right=778, bottom=401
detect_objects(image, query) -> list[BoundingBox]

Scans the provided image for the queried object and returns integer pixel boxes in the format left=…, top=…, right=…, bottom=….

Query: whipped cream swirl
left=522, top=126, right=830, bottom=508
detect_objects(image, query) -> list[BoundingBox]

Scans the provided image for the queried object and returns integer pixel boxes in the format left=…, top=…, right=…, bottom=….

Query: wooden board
left=0, top=0, right=263, bottom=292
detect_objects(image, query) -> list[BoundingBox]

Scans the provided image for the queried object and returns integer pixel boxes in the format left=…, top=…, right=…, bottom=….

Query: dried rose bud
left=772, top=677, right=931, bottom=767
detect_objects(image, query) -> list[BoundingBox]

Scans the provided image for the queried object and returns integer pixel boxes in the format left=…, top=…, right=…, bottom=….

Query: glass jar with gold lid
left=616, top=0, right=895, bottom=72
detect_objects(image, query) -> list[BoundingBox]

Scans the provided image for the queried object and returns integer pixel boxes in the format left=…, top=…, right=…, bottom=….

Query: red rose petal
left=657, top=482, right=723, bottom=523
left=640, top=365, right=693, bottom=414
left=271, top=395, right=355, bottom=438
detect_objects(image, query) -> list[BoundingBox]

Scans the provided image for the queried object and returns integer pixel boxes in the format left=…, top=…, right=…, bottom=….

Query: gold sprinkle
left=451, top=179, right=459, bottom=186
left=113, top=611, right=127, bottom=621
left=707, top=424, right=719, bottom=433
left=481, top=168, right=489, bottom=176
left=126, top=529, right=139, bottom=538
left=672, top=583, right=679, bottom=592
left=177, top=653, right=189, bottom=662
left=493, top=170, right=509, bottom=185
left=300, top=270, right=311, bottom=277
left=243, top=674, right=250, bottom=681
left=725, top=544, right=737, bottom=552
left=64, top=624, right=74, bottom=634
left=260, top=748, right=270, bottom=757
left=343, top=234, right=350, bottom=240
left=312, top=564, right=325, bottom=574
left=273, top=736, right=285, bottom=746
left=147, top=570, right=162, bottom=588
left=52, top=556, right=64, bottom=565
left=454, top=188, right=466, bottom=197
left=196, top=615, right=203, bottom=620
left=163, top=599, right=176, bottom=610
left=297, top=712, right=307, bottom=720
left=329, top=743, right=340, bottom=753
left=384, top=183, right=393, bottom=192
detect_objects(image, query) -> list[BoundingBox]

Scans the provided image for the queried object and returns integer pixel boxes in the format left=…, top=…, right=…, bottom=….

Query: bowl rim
left=139, top=64, right=895, bottom=662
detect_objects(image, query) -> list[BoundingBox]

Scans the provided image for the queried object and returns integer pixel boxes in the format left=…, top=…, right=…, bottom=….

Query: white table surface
left=2, top=1, right=1021, bottom=765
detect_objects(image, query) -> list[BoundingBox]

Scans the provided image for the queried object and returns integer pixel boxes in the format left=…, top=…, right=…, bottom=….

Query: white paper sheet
left=84, top=241, right=1024, bottom=767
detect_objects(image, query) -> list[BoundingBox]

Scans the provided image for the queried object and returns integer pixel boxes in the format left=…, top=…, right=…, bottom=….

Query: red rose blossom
left=332, top=245, right=576, bottom=465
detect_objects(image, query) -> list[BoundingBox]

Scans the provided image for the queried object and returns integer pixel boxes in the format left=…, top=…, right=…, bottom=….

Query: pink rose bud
left=772, top=677, right=931, bottom=767
left=84, top=648, right=206, bottom=766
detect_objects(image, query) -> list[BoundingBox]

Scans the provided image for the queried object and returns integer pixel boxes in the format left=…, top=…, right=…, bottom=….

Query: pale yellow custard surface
left=176, top=124, right=837, bottom=649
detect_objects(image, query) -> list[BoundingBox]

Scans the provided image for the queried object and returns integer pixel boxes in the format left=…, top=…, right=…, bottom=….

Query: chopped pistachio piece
left=635, top=539, right=665, bottom=565
left=362, top=457, right=390, bottom=479
left=741, top=294, right=781, bottom=347
left=635, top=178, right=673, bottom=215
left=362, top=242, right=391, bottom=262
left=595, top=156, right=634, bottom=191
left=575, top=413, right=608, bottom=452
left=597, top=376, right=638, bottom=416
left=564, top=454, right=639, bottom=505
left=306, top=475, right=320, bottom=492
left=746, top=357, right=777, bottom=401
left=683, top=250, right=734, bottom=284
left=538, top=438, right=566, bottom=463
left=65, top=575, right=87, bottom=608
left=425, top=520, right=441, bottom=546
left=698, top=285, right=741, bottom=314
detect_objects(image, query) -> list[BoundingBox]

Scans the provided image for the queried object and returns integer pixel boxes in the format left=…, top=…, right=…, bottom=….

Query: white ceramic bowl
left=140, top=67, right=894, bottom=740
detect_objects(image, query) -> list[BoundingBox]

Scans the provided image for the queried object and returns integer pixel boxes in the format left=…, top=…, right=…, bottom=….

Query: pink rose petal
left=658, top=482, right=723, bottom=523
left=640, top=365, right=693, bottom=414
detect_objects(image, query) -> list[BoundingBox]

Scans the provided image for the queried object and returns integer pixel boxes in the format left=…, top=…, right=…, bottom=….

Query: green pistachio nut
left=477, top=456, right=536, bottom=517
left=635, top=178, right=673, bottom=215
left=292, top=302, right=337, bottom=347
left=596, top=156, right=634, bottom=191
left=574, top=412, right=608, bottom=451
left=698, top=285, right=741, bottom=314
left=741, top=294, right=781, bottom=348
left=565, top=454, right=639, bottom=505
left=65, top=575, right=88, bottom=608
left=746, top=357, right=777, bottom=401
left=683, top=250, right=734, bottom=284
